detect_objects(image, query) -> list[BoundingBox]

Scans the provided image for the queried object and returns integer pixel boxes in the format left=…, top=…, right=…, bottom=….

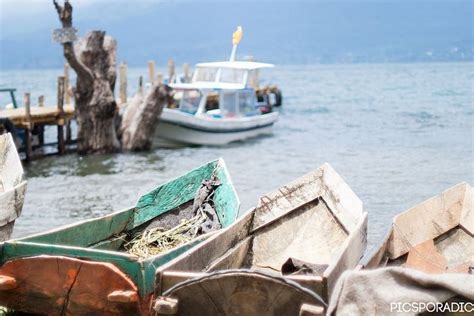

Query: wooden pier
left=0, top=73, right=75, bottom=161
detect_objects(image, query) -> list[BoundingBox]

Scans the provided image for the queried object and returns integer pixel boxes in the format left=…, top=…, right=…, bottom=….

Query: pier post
left=38, top=95, right=44, bottom=107
left=64, top=63, right=70, bottom=105
left=168, top=59, right=175, bottom=83
left=119, top=62, right=127, bottom=105
left=148, top=60, right=156, bottom=86
left=57, top=76, right=65, bottom=155
left=183, top=63, right=190, bottom=82
left=138, top=76, right=144, bottom=95
left=24, top=93, right=33, bottom=161
left=157, top=72, right=164, bottom=85
left=38, top=96, right=45, bottom=145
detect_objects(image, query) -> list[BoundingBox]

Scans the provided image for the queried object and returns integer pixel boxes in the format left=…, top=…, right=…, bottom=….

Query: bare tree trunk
left=120, top=85, right=171, bottom=151
left=54, top=1, right=120, bottom=154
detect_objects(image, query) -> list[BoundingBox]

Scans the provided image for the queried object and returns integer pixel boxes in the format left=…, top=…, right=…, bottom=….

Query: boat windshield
left=219, top=89, right=257, bottom=117
left=194, top=67, right=218, bottom=82
left=179, top=89, right=202, bottom=114
left=219, top=68, right=246, bottom=84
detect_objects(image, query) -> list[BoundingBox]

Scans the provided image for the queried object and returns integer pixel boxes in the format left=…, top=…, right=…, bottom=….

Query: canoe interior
left=155, top=163, right=367, bottom=302
left=220, top=198, right=349, bottom=274
left=0, top=158, right=239, bottom=298
left=364, top=182, right=473, bottom=273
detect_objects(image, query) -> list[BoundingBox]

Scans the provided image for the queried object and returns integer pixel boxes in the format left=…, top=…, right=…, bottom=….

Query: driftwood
left=54, top=0, right=119, bottom=154
left=54, top=1, right=169, bottom=153
left=120, top=85, right=171, bottom=151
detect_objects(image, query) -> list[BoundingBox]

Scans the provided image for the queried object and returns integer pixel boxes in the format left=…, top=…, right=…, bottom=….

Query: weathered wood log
left=54, top=0, right=120, bottom=154
left=120, top=84, right=171, bottom=151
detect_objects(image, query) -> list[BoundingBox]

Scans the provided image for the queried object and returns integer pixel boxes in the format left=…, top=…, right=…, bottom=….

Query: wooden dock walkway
left=0, top=105, right=75, bottom=129
left=0, top=76, right=76, bottom=161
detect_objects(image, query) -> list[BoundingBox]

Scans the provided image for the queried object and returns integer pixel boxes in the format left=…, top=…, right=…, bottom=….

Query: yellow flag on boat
left=232, top=26, right=243, bottom=46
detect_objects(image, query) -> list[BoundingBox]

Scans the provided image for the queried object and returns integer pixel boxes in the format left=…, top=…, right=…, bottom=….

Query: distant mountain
left=0, top=0, right=472, bottom=70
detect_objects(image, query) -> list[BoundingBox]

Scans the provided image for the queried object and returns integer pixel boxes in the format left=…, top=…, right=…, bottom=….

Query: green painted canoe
left=0, top=158, right=239, bottom=315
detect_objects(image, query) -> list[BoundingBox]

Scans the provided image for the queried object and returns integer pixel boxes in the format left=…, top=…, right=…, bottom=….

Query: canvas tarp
left=328, top=267, right=474, bottom=315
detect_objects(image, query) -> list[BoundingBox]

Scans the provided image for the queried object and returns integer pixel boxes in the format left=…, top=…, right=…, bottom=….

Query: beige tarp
left=328, top=267, right=474, bottom=315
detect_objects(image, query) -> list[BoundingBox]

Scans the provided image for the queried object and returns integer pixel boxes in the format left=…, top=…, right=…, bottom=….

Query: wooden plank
left=0, top=255, right=142, bottom=315
left=460, top=183, right=473, bottom=234
left=323, top=212, right=368, bottom=302
left=362, top=227, right=393, bottom=268
left=0, top=105, right=75, bottom=128
left=252, top=163, right=363, bottom=233
left=389, top=183, right=466, bottom=259
left=89, top=234, right=127, bottom=251
left=148, top=60, right=155, bottom=85
left=212, top=159, right=240, bottom=227
left=17, top=208, right=134, bottom=247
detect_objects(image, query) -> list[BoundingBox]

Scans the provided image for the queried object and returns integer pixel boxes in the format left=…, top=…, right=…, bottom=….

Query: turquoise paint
left=0, top=159, right=240, bottom=297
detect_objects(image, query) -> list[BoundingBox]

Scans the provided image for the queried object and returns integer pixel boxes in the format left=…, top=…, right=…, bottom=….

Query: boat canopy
left=170, top=82, right=245, bottom=91
left=170, top=61, right=273, bottom=91
left=195, top=61, right=274, bottom=70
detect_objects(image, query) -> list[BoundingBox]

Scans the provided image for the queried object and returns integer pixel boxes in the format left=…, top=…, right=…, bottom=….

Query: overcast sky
left=1, top=0, right=472, bottom=69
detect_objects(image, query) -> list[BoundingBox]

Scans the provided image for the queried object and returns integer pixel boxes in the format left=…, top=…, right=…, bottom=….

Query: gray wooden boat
left=0, top=133, right=27, bottom=241
left=364, top=182, right=473, bottom=273
left=151, top=163, right=368, bottom=315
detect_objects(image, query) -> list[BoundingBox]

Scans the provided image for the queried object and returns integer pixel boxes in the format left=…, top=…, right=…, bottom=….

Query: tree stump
left=120, top=85, right=171, bottom=151
left=54, top=0, right=170, bottom=154
left=54, top=0, right=120, bottom=154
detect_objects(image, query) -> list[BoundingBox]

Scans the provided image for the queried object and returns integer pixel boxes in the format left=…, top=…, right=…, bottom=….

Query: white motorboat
left=155, top=27, right=281, bottom=147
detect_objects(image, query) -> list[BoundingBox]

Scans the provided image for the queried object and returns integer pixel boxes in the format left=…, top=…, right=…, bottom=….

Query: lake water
left=1, top=62, right=473, bottom=255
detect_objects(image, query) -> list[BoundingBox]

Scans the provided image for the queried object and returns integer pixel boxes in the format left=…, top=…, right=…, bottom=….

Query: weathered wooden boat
left=0, top=133, right=27, bottom=242
left=364, top=182, right=473, bottom=273
left=152, top=163, right=368, bottom=315
left=0, top=158, right=239, bottom=315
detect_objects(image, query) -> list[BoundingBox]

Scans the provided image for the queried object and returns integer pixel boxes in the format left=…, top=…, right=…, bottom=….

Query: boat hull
left=0, top=133, right=27, bottom=242
left=153, top=163, right=368, bottom=313
left=155, top=109, right=279, bottom=147
left=364, top=182, right=473, bottom=273
left=0, top=159, right=240, bottom=315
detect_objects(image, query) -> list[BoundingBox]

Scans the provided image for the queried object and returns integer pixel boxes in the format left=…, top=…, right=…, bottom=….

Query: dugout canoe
left=152, top=163, right=368, bottom=315
left=364, top=182, right=473, bottom=274
left=0, top=158, right=239, bottom=315
left=0, top=133, right=27, bottom=242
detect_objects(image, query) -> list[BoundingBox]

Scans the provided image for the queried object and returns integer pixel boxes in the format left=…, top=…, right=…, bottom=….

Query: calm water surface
left=1, top=62, right=473, bottom=254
